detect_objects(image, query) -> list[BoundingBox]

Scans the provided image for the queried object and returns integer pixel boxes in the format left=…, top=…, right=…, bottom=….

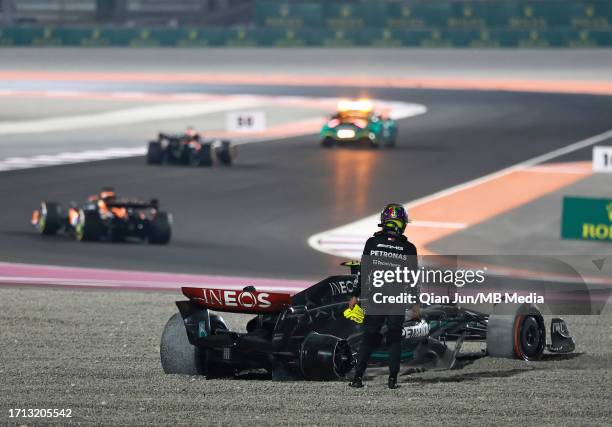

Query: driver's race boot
left=388, top=376, right=400, bottom=389
left=348, top=377, right=364, bottom=388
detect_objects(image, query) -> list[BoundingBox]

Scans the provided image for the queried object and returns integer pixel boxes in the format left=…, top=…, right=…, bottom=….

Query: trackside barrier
left=255, top=1, right=612, bottom=31
left=1, top=26, right=612, bottom=47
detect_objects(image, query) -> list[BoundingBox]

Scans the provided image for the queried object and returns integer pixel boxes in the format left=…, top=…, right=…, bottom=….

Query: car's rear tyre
left=38, top=201, right=62, bottom=235
left=75, top=209, right=102, bottom=241
left=300, top=332, right=354, bottom=380
left=487, top=304, right=546, bottom=361
left=216, top=141, right=235, bottom=165
left=149, top=212, right=171, bottom=245
left=180, top=145, right=192, bottom=164
left=147, top=141, right=164, bottom=164
left=160, top=313, right=207, bottom=375
left=198, top=143, right=214, bottom=167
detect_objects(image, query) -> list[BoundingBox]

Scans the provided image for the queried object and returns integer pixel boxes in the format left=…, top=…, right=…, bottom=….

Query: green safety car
left=320, top=99, right=397, bottom=148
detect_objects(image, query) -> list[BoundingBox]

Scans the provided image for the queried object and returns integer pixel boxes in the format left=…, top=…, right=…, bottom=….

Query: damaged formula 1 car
left=160, top=263, right=575, bottom=380
left=147, top=128, right=235, bottom=167
left=31, top=188, right=171, bottom=244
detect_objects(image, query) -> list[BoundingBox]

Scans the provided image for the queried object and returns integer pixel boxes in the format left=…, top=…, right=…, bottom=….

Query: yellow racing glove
left=343, top=304, right=365, bottom=324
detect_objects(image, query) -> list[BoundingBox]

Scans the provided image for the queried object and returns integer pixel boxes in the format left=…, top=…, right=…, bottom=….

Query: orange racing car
left=31, top=188, right=171, bottom=244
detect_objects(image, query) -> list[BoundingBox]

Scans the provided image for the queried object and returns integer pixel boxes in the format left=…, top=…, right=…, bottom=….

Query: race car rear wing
left=159, top=132, right=200, bottom=142
left=182, top=286, right=292, bottom=314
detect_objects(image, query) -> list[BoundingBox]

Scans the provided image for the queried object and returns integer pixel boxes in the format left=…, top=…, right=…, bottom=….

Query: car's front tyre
left=215, top=141, right=235, bottom=165
left=487, top=304, right=546, bottom=361
left=75, top=209, right=102, bottom=242
left=36, top=201, right=62, bottom=235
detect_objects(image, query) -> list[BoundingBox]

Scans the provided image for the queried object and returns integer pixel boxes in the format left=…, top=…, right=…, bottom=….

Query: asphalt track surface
left=2, top=85, right=612, bottom=279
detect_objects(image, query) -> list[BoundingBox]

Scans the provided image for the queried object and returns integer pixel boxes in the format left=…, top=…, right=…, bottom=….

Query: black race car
left=160, top=262, right=575, bottom=380
left=147, top=128, right=235, bottom=167
left=31, top=188, right=171, bottom=244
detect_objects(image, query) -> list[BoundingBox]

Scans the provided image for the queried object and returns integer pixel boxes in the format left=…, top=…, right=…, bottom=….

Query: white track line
left=0, top=148, right=146, bottom=172
left=309, top=129, right=612, bottom=258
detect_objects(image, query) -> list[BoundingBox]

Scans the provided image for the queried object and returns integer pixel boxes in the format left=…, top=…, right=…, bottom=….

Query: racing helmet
left=379, top=203, right=409, bottom=235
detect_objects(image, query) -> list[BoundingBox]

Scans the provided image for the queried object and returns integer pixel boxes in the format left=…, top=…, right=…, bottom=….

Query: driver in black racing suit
left=348, top=203, right=418, bottom=389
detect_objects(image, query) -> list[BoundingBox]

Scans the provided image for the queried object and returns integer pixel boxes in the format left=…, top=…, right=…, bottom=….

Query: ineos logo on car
left=199, top=288, right=271, bottom=308
left=328, top=279, right=357, bottom=296
left=182, top=286, right=292, bottom=313
left=237, top=291, right=267, bottom=308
